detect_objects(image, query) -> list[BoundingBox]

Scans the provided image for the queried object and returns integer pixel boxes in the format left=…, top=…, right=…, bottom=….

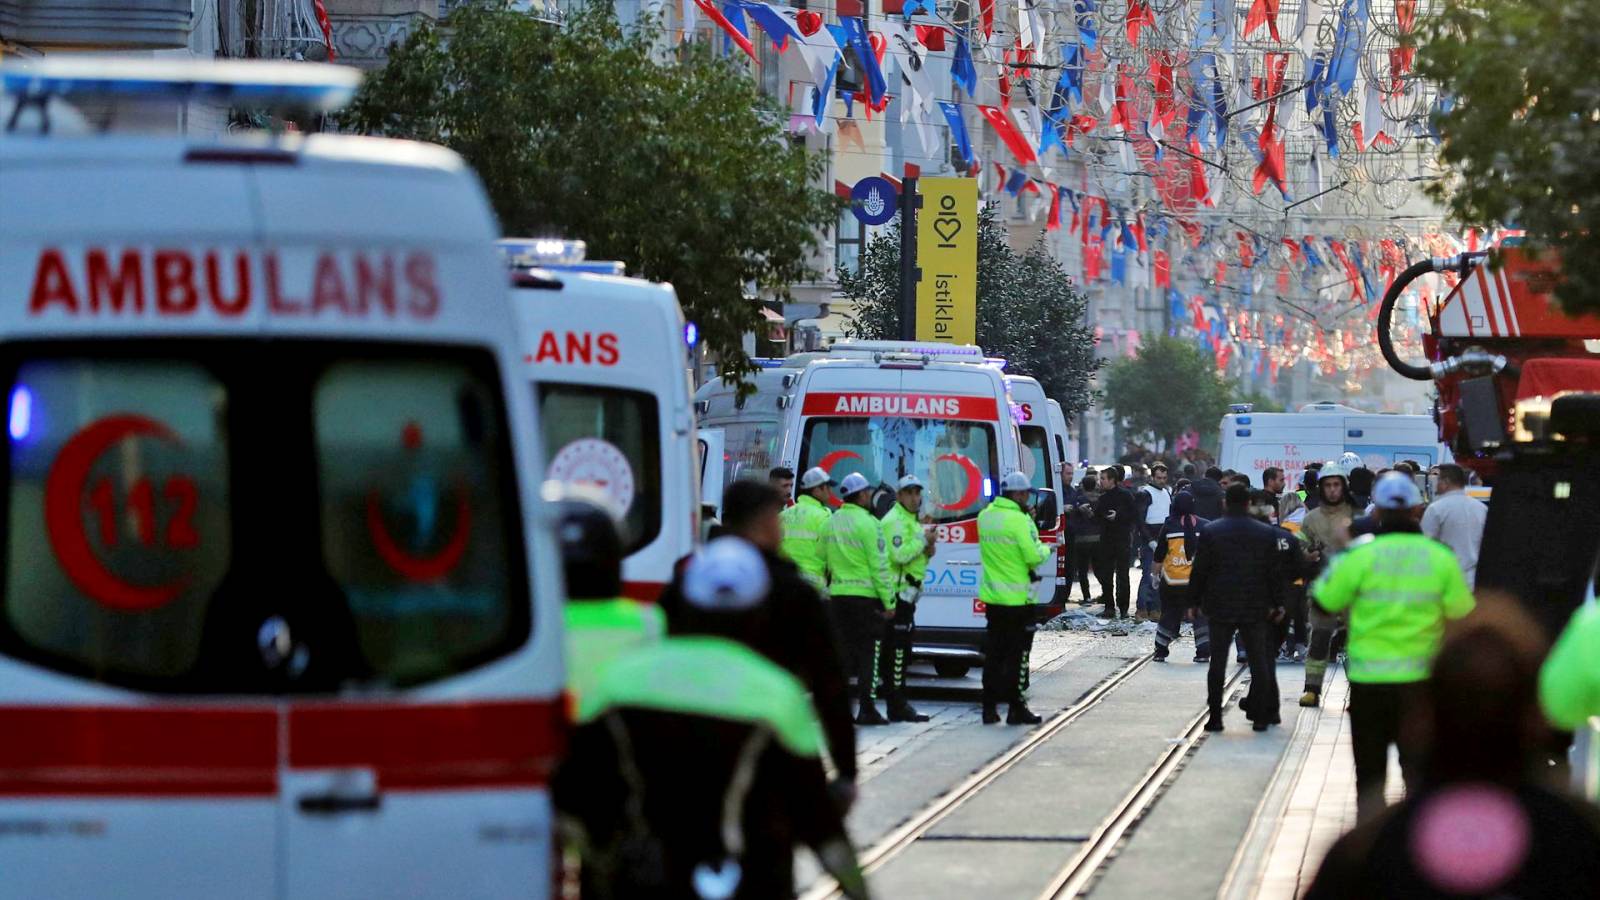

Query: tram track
left=800, top=656, right=1250, bottom=900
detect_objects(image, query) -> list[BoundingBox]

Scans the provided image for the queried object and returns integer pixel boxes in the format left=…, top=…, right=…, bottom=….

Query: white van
left=0, top=61, right=563, bottom=899
left=1219, top=402, right=1446, bottom=486
left=503, top=240, right=698, bottom=601
left=1045, top=398, right=1074, bottom=599
left=695, top=357, right=814, bottom=491
left=1006, top=375, right=1064, bottom=611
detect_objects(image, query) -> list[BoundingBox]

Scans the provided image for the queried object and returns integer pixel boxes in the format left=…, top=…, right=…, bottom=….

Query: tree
left=837, top=204, right=1100, bottom=418
left=1102, top=336, right=1234, bottom=448
left=1418, top=0, right=1600, bottom=314
left=345, top=2, right=839, bottom=384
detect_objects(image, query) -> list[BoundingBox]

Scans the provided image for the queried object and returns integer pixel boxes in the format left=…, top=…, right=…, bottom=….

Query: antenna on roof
left=1, top=58, right=361, bottom=134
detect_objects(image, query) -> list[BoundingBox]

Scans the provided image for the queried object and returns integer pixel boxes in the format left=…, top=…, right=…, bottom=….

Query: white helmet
left=1317, top=461, right=1348, bottom=483
left=682, top=537, right=770, bottom=611
left=798, top=466, right=833, bottom=490
left=1000, top=470, right=1033, bottom=493
left=838, top=472, right=872, bottom=497
left=1338, top=451, right=1364, bottom=471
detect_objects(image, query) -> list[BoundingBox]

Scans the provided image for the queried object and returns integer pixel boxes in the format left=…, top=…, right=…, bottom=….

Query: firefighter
left=557, top=490, right=664, bottom=713
left=553, top=537, right=870, bottom=900
left=1312, top=473, right=1475, bottom=822
left=1298, top=461, right=1357, bottom=708
left=826, top=471, right=896, bottom=726
left=780, top=466, right=834, bottom=590
left=977, top=471, right=1051, bottom=725
left=880, top=475, right=936, bottom=723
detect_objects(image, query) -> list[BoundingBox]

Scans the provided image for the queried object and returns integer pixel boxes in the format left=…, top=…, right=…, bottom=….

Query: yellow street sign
left=915, top=177, right=978, bottom=345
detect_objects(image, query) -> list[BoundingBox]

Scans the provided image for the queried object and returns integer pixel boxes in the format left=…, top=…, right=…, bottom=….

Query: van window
left=798, top=417, right=998, bottom=523
left=538, top=385, right=662, bottom=553
left=720, top=419, right=780, bottom=486
left=0, top=344, right=529, bottom=693
left=1020, top=425, right=1054, bottom=490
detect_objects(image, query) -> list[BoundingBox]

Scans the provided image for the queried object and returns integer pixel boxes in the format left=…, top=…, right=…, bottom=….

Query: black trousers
left=1154, top=585, right=1211, bottom=659
left=1098, top=536, right=1132, bottom=614
left=830, top=595, right=883, bottom=709
left=1277, top=583, right=1309, bottom=651
left=1208, top=619, right=1278, bottom=723
left=1072, top=539, right=1100, bottom=600
left=1348, top=681, right=1427, bottom=823
left=982, top=604, right=1036, bottom=706
left=878, top=600, right=917, bottom=702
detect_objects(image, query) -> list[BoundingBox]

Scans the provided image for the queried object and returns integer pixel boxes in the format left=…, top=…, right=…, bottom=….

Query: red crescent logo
left=933, top=453, right=984, bottom=511
left=365, top=484, right=472, bottom=582
left=816, top=450, right=863, bottom=508
left=43, top=415, right=191, bottom=611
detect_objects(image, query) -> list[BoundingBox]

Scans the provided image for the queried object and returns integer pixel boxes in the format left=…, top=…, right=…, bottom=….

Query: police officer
left=1541, top=602, right=1600, bottom=730
left=826, top=472, right=896, bottom=726
left=1312, top=472, right=1475, bottom=822
left=781, top=466, right=835, bottom=590
left=977, top=471, right=1050, bottom=725
left=880, top=475, right=935, bottom=723
left=557, top=490, right=664, bottom=711
left=553, top=538, right=870, bottom=900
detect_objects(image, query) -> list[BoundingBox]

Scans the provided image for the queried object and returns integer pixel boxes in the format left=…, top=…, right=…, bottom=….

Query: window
left=0, top=343, right=528, bottom=693
left=538, top=384, right=662, bottom=553
left=836, top=209, right=866, bottom=277
left=720, top=419, right=781, bottom=486
left=798, top=417, right=999, bottom=523
left=1020, top=425, right=1054, bottom=490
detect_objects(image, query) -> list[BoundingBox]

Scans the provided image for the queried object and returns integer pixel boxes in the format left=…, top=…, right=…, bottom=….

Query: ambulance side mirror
left=1032, top=489, right=1058, bottom=531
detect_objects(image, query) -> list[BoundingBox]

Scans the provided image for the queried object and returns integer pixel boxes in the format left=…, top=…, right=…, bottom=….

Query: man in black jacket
left=658, top=480, right=859, bottom=809
left=1094, top=465, right=1137, bottom=619
left=1191, top=467, right=1226, bottom=520
left=1188, top=482, right=1286, bottom=732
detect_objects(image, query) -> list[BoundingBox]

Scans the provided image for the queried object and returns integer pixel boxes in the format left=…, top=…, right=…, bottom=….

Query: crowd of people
left=549, top=449, right=1600, bottom=898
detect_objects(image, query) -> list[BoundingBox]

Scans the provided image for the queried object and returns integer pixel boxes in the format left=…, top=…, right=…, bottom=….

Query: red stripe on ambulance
left=27, top=247, right=441, bottom=320
left=800, top=392, right=1000, bottom=421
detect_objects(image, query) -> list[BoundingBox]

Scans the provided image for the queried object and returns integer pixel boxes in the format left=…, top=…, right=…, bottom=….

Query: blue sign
left=850, top=176, right=899, bottom=226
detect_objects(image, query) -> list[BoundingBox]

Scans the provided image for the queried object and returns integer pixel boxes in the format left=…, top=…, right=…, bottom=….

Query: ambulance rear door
left=697, top=428, right=725, bottom=518
left=1006, top=377, right=1061, bottom=609
left=0, top=139, right=281, bottom=900
left=512, top=270, right=693, bottom=600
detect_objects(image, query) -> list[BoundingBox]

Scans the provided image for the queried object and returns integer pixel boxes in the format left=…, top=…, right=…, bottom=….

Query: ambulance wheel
left=934, top=661, right=971, bottom=679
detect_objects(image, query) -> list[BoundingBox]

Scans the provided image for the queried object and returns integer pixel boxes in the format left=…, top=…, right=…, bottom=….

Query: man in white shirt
left=1136, top=463, right=1173, bottom=619
left=1421, top=463, right=1488, bottom=587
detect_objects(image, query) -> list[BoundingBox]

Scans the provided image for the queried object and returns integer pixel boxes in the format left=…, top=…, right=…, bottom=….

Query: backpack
left=1161, top=531, right=1195, bottom=585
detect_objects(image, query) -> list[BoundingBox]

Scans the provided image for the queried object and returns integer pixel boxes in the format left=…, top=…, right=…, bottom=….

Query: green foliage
left=837, top=204, right=1100, bottom=418
left=1238, top=389, right=1285, bottom=413
left=1102, top=336, right=1233, bottom=446
left=1417, top=0, right=1600, bottom=314
left=345, top=2, right=840, bottom=383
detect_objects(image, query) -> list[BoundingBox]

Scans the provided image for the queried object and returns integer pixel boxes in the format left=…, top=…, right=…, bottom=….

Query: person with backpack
left=1152, top=491, right=1211, bottom=663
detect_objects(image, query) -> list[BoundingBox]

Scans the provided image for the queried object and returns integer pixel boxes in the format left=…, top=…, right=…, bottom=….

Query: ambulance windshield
left=798, top=417, right=998, bottom=523
left=0, top=345, right=529, bottom=693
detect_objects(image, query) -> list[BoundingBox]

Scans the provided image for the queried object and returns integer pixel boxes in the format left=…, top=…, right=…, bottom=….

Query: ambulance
left=696, top=341, right=1043, bottom=674
left=1005, top=375, right=1065, bottom=613
left=0, top=60, right=564, bottom=899
left=694, top=357, right=811, bottom=493
left=501, top=239, right=699, bottom=600
left=1219, top=402, right=1447, bottom=486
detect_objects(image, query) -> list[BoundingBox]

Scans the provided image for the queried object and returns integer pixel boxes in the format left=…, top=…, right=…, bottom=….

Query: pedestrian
left=977, top=471, right=1051, bottom=725
left=1188, top=482, right=1285, bottom=733
left=1301, top=463, right=1324, bottom=511
left=879, top=475, right=935, bottom=723
left=1069, top=472, right=1104, bottom=604
left=1261, top=466, right=1286, bottom=517
left=554, top=537, right=870, bottom=900
left=1277, top=497, right=1312, bottom=662
left=1298, top=460, right=1358, bottom=708
left=1152, top=490, right=1211, bottom=663
left=661, top=480, right=859, bottom=807
left=769, top=465, right=796, bottom=502
left=1312, top=472, right=1476, bottom=822
left=1058, top=461, right=1084, bottom=600
left=1541, top=600, right=1600, bottom=730
left=1347, top=465, right=1375, bottom=512
left=1094, top=465, right=1137, bottom=619
left=1191, top=466, right=1226, bottom=519
left=1136, top=462, right=1173, bottom=621
left=1421, top=463, right=1488, bottom=587
left=780, top=466, right=835, bottom=591
left=1250, top=490, right=1316, bottom=661
left=558, top=491, right=665, bottom=711
left=1304, top=599, right=1600, bottom=899
left=825, top=471, right=896, bottom=726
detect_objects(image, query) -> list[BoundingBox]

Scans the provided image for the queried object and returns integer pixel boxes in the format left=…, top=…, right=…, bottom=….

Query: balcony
left=325, top=0, right=435, bottom=68
left=0, top=0, right=192, bottom=50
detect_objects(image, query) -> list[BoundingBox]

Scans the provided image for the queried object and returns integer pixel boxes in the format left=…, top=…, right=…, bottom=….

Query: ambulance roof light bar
left=828, top=340, right=987, bottom=360
left=496, top=238, right=625, bottom=275
left=0, top=58, right=361, bottom=127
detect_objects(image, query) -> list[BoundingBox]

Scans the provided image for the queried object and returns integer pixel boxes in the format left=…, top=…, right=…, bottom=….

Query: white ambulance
left=694, top=356, right=812, bottom=492
left=1219, top=401, right=1447, bottom=486
left=501, top=240, right=698, bottom=601
left=1005, top=375, right=1065, bottom=613
left=0, top=60, right=564, bottom=899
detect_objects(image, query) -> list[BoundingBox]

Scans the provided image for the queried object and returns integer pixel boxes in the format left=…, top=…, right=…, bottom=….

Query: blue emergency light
left=496, top=238, right=625, bottom=276
left=0, top=58, right=360, bottom=111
